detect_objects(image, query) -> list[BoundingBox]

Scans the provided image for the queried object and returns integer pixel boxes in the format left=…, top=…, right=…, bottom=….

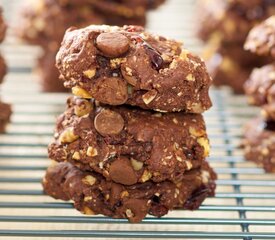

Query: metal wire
left=0, top=0, right=275, bottom=239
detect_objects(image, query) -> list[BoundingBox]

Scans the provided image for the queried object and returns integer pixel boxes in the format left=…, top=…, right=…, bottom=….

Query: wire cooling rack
left=0, top=0, right=275, bottom=239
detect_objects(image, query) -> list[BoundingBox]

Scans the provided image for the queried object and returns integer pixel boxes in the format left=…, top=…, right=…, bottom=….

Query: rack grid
left=0, top=0, right=275, bottom=239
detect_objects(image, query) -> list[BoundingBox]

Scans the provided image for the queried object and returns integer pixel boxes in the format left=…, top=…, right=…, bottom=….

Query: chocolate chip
left=93, top=77, right=128, bottom=105
left=94, top=109, right=124, bottom=136
left=109, top=157, right=137, bottom=185
left=96, top=32, right=130, bottom=58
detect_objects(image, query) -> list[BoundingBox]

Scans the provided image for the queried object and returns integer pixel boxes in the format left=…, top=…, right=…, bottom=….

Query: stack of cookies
left=243, top=16, right=275, bottom=172
left=0, top=7, right=11, bottom=133
left=43, top=25, right=217, bottom=222
left=17, top=0, right=165, bottom=92
left=196, top=0, right=275, bottom=93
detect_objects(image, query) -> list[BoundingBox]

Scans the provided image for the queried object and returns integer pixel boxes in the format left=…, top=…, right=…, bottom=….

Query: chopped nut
left=201, top=170, right=210, bottom=184
left=82, top=206, right=95, bottom=215
left=197, top=137, right=210, bottom=157
left=173, top=118, right=178, bottom=124
left=142, top=90, right=157, bottom=105
left=59, top=128, right=79, bottom=143
left=72, top=151, right=80, bottom=160
left=110, top=58, right=126, bottom=68
left=179, top=49, right=189, bottom=60
left=189, top=127, right=205, bottom=137
left=74, top=100, right=93, bottom=117
left=121, top=191, right=129, bottom=198
left=176, top=155, right=183, bottom=162
left=87, top=146, right=98, bottom=157
left=125, top=209, right=134, bottom=218
left=186, top=161, right=192, bottom=170
left=84, top=196, right=93, bottom=202
left=82, top=175, right=96, bottom=186
left=130, top=158, right=143, bottom=171
left=186, top=73, right=195, bottom=81
left=141, top=170, right=152, bottom=182
left=190, top=103, right=204, bottom=113
left=72, top=86, right=92, bottom=99
left=83, top=69, right=96, bottom=79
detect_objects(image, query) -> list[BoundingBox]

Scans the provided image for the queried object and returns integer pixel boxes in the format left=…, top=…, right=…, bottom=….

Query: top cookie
left=196, top=0, right=275, bottom=44
left=245, top=16, right=275, bottom=58
left=56, top=25, right=212, bottom=113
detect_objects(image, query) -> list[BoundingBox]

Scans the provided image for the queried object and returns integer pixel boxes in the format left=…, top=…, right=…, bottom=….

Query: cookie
left=43, top=161, right=216, bottom=223
left=0, top=7, right=6, bottom=43
left=56, top=25, right=212, bottom=113
left=205, top=50, right=252, bottom=94
left=0, top=101, right=12, bottom=133
left=37, top=51, right=68, bottom=92
left=244, top=64, right=275, bottom=120
left=48, top=96, right=210, bottom=184
left=196, top=0, right=275, bottom=44
left=0, top=53, right=7, bottom=84
left=18, top=0, right=104, bottom=51
left=203, top=40, right=271, bottom=68
left=245, top=16, right=275, bottom=58
left=243, top=118, right=275, bottom=173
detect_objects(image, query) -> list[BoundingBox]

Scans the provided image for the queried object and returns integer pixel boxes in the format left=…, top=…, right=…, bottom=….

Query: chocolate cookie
left=18, top=0, right=104, bottom=51
left=56, top=25, right=212, bottom=113
left=37, top=51, right=68, bottom=92
left=48, top=97, right=210, bottom=184
left=243, top=118, right=275, bottom=173
left=245, top=16, right=275, bottom=58
left=0, top=7, right=6, bottom=43
left=0, top=53, right=7, bottom=84
left=205, top=49, right=252, bottom=94
left=0, top=101, right=12, bottom=133
left=43, top=161, right=216, bottom=223
left=196, top=0, right=275, bottom=44
left=244, top=64, right=275, bottom=120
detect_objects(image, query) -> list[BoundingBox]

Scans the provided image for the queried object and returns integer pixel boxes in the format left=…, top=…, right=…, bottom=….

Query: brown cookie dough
left=243, top=118, right=275, bottom=173
left=56, top=25, right=212, bottom=113
left=43, top=161, right=216, bottom=223
left=0, top=7, right=6, bottom=43
left=196, top=0, right=275, bottom=44
left=0, top=101, right=12, bottom=133
left=244, top=64, right=275, bottom=120
left=245, top=16, right=275, bottom=58
left=48, top=97, right=210, bottom=184
left=0, top=53, right=7, bottom=84
left=36, top=51, right=68, bottom=92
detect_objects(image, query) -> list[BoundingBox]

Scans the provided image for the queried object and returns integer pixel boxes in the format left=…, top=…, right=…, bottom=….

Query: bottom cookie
left=0, top=101, right=12, bottom=133
left=243, top=118, right=275, bottom=172
left=43, top=161, right=216, bottom=223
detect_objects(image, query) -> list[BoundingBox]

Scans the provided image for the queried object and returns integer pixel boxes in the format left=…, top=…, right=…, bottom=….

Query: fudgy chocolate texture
left=18, top=0, right=104, bottom=51
left=196, top=0, right=275, bottom=44
left=0, top=7, right=6, bottom=43
left=0, top=101, right=12, bottom=133
left=43, top=161, right=216, bottom=223
left=56, top=25, right=212, bottom=113
left=245, top=16, right=275, bottom=58
left=48, top=97, right=210, bottom=184
left=0, top=54, right=7, bottom=84
left=243, top=118, right=275, bottom=173
left=37, top=51, right=68, bottom=92
left=244, top=64, right=275, bottom=120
